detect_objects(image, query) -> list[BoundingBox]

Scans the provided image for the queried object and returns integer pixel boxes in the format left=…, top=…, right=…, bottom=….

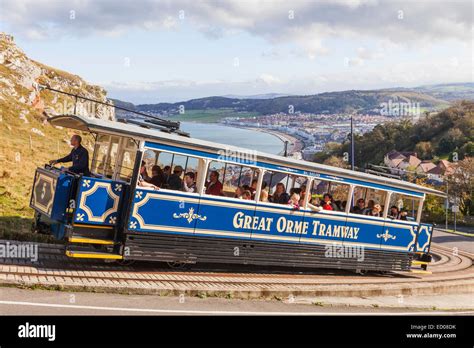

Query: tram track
left=0, top=239, right=472, bottom=298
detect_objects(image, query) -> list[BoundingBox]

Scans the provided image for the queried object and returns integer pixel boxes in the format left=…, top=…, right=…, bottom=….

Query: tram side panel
left=125, top=189, right=201, bottom=262
left=30, top=167, right=75, bottom=239
left=249, top=203, right=304, bottom=267
left=190, top=194, right=256, bottom=264
left=73, top=177, right=126, bottom=227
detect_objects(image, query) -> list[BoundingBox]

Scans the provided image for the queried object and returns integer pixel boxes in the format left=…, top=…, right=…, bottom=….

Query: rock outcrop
left=0, top=32, right=115, bottom=122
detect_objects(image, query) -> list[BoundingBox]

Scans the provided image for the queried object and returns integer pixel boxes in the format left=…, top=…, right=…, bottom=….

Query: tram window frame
left=204, top=160, right=259, bottom=200
left=115, top=137, right=138, bottom=182
left=90, top=134, right=120, bottom=179
left=262, top=170, right=308, bottom=207
left=308, top=178, right=350, bottom=213
left=349, top=186, right=388, bottom=219
left=387, top=192, right=422, bottom=222
left=140, top=147, right=202, bottom=194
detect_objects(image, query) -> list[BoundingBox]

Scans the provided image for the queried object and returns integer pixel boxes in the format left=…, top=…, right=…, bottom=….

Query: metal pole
left=445, top=180, right=449, bottom=230
left=351, top=114, right=355, bottom=170
left=454, top=211, right=457, bottom=232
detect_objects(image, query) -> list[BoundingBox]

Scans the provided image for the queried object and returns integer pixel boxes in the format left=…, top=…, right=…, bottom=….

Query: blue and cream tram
left=30, top=113, right=445, bottom=273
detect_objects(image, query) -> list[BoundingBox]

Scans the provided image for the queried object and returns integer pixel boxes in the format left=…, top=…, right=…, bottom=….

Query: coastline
left=234, top=126, right=304, bottom=156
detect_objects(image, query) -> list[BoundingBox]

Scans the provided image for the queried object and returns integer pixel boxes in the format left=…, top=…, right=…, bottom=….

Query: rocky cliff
left=0, top=32, right=115, bottom=121
left=0, top=32, right=114, bottom=223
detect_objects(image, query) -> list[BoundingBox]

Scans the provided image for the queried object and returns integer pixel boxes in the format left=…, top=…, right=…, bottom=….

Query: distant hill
left=221, top=93, right=294, bottom=99
left=413, top=83, right=474, bottom=102
left=135, top=87, right=455, bottom=118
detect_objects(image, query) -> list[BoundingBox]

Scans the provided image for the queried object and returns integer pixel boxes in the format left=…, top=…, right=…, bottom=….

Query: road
left=0, top=288, right=472, bottom=315
left=432, top=229, right=473, bottom=254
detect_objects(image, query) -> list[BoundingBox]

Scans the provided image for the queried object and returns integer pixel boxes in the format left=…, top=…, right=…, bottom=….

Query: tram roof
left=49, top=114, right=446, bottom=198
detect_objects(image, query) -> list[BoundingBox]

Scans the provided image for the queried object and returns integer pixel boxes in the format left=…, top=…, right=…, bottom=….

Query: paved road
left=0, top=288, right=472, bottom=315
left=432, top=229, right=473, bottom=254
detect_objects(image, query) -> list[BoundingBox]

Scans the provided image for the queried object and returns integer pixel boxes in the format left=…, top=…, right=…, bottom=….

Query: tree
left=414, top=141, right=434, bottom=160
left=446, top=157, right=474, bottom=216
left=323, top=155, right=350, bottom=169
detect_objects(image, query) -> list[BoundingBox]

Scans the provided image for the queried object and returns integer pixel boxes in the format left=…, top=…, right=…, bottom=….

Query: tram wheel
left=166, top=261, right=189, bottom=269
left=355, top=269, right=368, bottom=275
left=115, top=259, right=136, bottom=266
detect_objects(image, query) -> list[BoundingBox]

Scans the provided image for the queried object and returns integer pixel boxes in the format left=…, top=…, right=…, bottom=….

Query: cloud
left=102, top=52, right=470, bottom=104
left=2, top=0, right=471, bottom=57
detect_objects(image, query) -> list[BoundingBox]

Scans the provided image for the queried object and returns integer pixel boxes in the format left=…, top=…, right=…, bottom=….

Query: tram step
left=70, top=224, right=115, bottom=240
left=68, top=236, right=115, bottom=245
left=410, top=269, right=432, bottom=275
left=412, top=260, right=430, bottom=266
left=65, top=250, right=123, bottom=260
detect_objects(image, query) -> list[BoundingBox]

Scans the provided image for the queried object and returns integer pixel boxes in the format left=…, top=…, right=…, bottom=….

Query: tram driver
left=49, top=135, right=90, bottom=176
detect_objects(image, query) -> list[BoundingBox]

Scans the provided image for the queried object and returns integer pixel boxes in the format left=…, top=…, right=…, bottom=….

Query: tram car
left=30, top=112, right=445, bottom=273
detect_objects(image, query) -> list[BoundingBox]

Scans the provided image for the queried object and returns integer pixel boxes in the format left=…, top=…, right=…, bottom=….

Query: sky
left=0, top=0, right=472, bottom=104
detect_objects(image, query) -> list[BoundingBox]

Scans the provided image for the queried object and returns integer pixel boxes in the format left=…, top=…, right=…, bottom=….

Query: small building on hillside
left=384, top=150, right=456, bottom=184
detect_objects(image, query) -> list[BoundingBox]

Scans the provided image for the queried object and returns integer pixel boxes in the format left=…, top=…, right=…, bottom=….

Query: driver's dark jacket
left=56, top=145, right=90, bottom=176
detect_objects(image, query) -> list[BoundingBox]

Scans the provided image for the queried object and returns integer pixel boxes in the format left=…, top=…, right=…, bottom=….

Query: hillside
left=314, top=101, right=474, bottom=167
left=0, top=32, right=115, bottom=235
left=413, top=83, right=474, bottom=102
left=135, top=88, right=452, bottom=118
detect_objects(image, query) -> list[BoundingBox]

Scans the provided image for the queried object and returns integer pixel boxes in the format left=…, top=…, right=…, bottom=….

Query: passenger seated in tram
left=137, top=174, right=159, bottom=190
left=367, top=199, right=375, bottom=212
left=241, top=190, right=252, bottom=200
left=162, top=165, right=171, bottom=186
left=250, top=179, right=258, bottom=194
left=140, top=161, right=151, bottom=182
left=234, top=186, right=244, bottom=198
left=299, top=185, right=307, bottom=206
left=150, top=165, right=164, bottom=187
left=366, top=203, right=382, bottom=217
left=205, top=170, right=223, bottom=196
left=259, top=189, right=269, bottom=202
left=389, top=206, right=408, bottom=220
left=168, top=165, right=184, bottom=190
left=49, top=135, right=90, bottom=176
left=288, top=193, right=300, bottom=209
left=183, top=172, right=197, bottom=193
left=321, top=193, right=338, bottom=211
left=308, top=195, right=323, bottom=212
left=271, top=183, right=290, bottom=205
left=351, top=198, right=366, bottom=214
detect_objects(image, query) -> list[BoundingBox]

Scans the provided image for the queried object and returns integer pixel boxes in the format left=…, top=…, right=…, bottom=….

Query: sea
left=180, top=122, right=284, bottom=155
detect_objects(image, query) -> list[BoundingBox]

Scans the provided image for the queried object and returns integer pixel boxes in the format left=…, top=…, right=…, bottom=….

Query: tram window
left=91, top=134, right=119, bottom=178
left=116, top=138, right=138, bottom=182
left=263, top=171, right=306, bottom=206
left=140, top=149, right=200, bottom=191
left=143, top=149, right=158, bottom=168
left=205, top=161, right=225, bottom=196
left=388, top=193, right=420, bottom=221
left=205, top=161, right=258, bottom=198
left=309, top=179, right=349, bottom=211
left=351, top=187, right=387, bottom=217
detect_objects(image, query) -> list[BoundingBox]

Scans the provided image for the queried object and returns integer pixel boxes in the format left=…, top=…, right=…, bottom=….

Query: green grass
left=167, top=108, right=260, bottom=123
